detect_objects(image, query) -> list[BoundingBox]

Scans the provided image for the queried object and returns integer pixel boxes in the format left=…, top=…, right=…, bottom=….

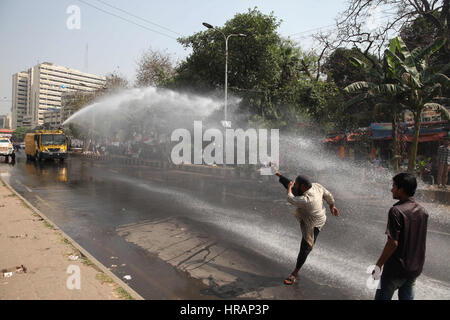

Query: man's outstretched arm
left=275, top=171, right=292, bottom=191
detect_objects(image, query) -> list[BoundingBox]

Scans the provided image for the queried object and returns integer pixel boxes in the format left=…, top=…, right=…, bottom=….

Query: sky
left=0, top=0, right=349, bottom=115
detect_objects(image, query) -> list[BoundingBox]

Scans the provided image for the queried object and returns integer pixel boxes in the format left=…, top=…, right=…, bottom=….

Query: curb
left=0, top=176, right=145, bottom=301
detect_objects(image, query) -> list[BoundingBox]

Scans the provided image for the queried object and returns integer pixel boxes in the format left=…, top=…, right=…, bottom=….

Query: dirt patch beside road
left=0, top=177, right=133, bottom=300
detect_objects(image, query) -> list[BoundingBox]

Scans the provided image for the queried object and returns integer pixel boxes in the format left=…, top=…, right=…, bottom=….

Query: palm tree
left=385, top=36, right=449, bottom=172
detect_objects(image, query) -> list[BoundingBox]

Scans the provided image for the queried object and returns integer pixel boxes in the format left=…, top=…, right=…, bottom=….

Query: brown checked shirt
left=384, top=197, right=429, bottom=278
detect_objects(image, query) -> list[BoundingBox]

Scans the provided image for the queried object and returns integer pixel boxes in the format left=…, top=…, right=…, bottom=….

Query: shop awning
left=323, top=134, right=345, bottom=143
left=323, top=122, right=447, bottom=143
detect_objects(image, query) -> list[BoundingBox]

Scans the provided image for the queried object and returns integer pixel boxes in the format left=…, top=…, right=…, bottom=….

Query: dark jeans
left=296, top=227, right=320, bottom=270
left=375, top=271, right=417, bottom=300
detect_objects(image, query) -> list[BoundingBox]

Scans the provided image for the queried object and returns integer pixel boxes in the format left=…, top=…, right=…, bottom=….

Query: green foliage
left=171, top=8, right=343, bottom=133
left=345, top=35, right=448, bottom=172
left=415, top=157, right=432, bottom=172
left=175, top=8, right=286, bottom=90
left=323, top=48, right=376, bottom=88
left=400, top=14, right=449, bottom=67
left=11, top=126, right=31, bottom=142
left=386, top=36, right=447, bottom=171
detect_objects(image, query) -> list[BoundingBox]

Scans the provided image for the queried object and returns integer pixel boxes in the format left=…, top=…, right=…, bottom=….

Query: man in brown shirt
left=373, top=172, right=429, bottom=300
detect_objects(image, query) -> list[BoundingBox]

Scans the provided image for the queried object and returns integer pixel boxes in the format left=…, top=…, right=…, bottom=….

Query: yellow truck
left=25, top=130, right=68, bottom=161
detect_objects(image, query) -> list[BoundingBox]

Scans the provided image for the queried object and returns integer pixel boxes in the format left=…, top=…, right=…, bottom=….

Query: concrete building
left=0, top=115, right=9, bottom=129
left=11, top=62, right=106, bottom=129
left=43, top=108, right=61, bottom=128
left=11, top=71, right=29, bottom=128
left=1, top=114, right=12, bottom=129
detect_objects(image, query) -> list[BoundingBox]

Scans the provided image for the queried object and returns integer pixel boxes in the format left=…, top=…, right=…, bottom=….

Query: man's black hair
left=295, top=175, right=312, bottom=189
left=393, top=172, right=417, bottom=197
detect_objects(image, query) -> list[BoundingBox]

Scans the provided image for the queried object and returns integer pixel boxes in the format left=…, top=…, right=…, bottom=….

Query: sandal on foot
left=284, top=274, right=297, bottom=285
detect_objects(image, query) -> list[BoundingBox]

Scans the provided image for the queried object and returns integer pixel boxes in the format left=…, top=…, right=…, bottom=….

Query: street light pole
left=224, top=34, right=228, bottom=123
left=202, top=22, right=246, bottom=127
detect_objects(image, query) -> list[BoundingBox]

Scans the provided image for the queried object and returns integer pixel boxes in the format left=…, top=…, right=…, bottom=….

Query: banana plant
left=344, top=52, right=407, bottom=171
left=385, top=36, right=449, bottom=172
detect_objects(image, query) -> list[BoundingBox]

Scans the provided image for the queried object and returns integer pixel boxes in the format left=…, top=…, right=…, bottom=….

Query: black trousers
left=296, top=227, right=320, bottom=270
left=278, top=174, right=319, bottom=270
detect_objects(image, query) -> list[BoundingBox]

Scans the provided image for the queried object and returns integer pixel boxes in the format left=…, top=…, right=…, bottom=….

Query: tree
left=312, top=0, right=449, bottom=81
left=323, top=48, right=376, bottom=88
left=334, top=0, right=449, bottom=55
left=385, top=36, right=449, bottom=171
left=11, top=126, right=30, bottom=142
left=173, top=8, right=319, bottom=131
left=104, top=71, right=129, bottom=91
left=136, top=48, right=176, bottom=87
left=346, top=36, right=449, bottom=172
left=175, top=9, right=286, bottom=90
left=344, top=50, right=409, bottom=171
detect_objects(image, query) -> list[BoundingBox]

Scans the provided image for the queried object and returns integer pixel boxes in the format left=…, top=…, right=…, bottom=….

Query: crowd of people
left=81, top=139, right=169, bottom=162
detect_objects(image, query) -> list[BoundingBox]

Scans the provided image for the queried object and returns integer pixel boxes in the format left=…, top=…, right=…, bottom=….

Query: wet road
left=2, top=154, right=450, bottom=299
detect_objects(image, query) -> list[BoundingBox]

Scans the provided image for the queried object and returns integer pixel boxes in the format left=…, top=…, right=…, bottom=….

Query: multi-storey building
left=11, top=62, right=106, bottom=129
left=43, top=108, right=61, bottom=128
left=0, top=115, right=10, bottom=129
left=11, top=71, right=29, bottom=128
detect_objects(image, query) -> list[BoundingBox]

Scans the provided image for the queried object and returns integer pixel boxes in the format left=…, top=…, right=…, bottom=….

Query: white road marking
left=35, top=195, right=52, bottom=208
left=15, top=180, right=32, bottom=193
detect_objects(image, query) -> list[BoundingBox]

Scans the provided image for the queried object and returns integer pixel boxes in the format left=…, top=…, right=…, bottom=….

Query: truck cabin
left=34, top=133, right=67, bottom=147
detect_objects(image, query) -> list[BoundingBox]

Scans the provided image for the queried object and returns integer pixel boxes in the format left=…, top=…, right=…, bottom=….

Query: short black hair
left=295, top=175, right=312, bottom=189
left=393, top=172, right=417, bottom=196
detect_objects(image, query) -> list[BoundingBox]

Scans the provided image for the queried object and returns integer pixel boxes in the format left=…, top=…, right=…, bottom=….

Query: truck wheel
left=4, top=156, right=9, bottom=163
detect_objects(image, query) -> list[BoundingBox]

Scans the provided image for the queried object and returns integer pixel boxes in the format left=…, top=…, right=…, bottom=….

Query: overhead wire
left=77, top=0, right=179, bottom=40
left=94, top=0, right=183, bottom=36
left=287, top=10, right=401, bottom=41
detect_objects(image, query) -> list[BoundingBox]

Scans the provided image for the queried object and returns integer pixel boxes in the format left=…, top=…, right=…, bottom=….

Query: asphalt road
left=2, top=153, right=449, bottom=300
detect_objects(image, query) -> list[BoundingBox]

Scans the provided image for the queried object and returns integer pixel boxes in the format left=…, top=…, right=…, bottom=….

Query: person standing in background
left=437, top=136, right=450, bottom=189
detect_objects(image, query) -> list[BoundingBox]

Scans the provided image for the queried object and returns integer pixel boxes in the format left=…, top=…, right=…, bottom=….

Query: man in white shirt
left=276, top=172, right=340, bottom=285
